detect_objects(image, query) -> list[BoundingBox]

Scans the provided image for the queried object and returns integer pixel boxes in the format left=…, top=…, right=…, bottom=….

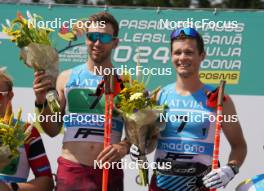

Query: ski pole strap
left=206, top=82, right=227, bottom=108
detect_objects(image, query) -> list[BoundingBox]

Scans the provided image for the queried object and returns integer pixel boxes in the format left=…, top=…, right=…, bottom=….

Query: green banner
left=0, top=3, right=264, bottom=95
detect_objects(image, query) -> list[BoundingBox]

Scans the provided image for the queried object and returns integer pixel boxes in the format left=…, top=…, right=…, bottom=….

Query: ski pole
left=102, top=74, right=114, bottom=191
left=210, top=80, right=226, bottom=191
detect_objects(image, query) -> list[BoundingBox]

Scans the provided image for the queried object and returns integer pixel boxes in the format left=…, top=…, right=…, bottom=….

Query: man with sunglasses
left=130, top=27, right=247, bottom=191
left=0, top=70, right=54, bottom=191
left=33, top=12, right=130, bottom=191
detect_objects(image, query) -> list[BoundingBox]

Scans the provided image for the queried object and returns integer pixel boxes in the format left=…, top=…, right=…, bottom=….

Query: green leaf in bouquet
left=8, top=113, right=14, bottom=127
left=0, top=155, right=20, bottom=175
left=0, top=108, right=31, bottom=164
left=14, top=107, right=22, bottom=128
left=2, top=11, right=54, bottom=48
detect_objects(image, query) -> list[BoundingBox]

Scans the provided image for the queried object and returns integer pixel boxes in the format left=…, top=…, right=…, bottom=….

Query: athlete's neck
left=176, top=74, right=204, bottom=95
left=87, top=59, right=114, bottom=76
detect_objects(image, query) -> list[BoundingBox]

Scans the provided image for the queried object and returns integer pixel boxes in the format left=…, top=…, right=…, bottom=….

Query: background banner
left=0, top=3, right=264, bottom=95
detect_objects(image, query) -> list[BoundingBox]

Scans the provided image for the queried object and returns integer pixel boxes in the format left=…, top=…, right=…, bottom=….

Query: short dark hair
left=170, top=31, right=205, bottom=55
left=88, top=12, right=119, bottom=37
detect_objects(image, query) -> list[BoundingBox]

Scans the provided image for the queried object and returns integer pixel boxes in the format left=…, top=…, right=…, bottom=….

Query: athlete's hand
left=203, top=165, right=235, bottom=189
left=97, top=143, right=128, bottom=164
left=130, top=144, right=140, bottom=161
left=33, top=70, right=53, bottom=104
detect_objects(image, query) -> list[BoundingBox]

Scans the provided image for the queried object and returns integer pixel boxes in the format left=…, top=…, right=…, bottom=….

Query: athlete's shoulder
left=58, top=69, right=72, bottom=84
left=59, top=63, right=86, bottom=80
left=160, top=83, right=176, bottom=93
left=157, top=83, right=175, bottom=103
left=57, top=67, right=76, bottom=90
left=159, top=83, right=175, bottom=97
left=72, top=63, right=86, bottom=71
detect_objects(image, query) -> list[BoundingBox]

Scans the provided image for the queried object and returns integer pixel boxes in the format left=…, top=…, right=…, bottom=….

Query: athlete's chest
left=160, top=94, right=215, bottom=140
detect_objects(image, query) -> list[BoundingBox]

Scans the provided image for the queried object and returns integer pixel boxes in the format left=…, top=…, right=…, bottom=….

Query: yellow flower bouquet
left=115, top=71, right=166, bottom=186
left=0, top=104, right=31, bottom=172
left=2, top=11, right=60, bottom=113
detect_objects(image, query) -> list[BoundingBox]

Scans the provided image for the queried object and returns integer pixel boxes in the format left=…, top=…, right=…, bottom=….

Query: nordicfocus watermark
left=27, top=112, right=105, bottom=124
left=28, top=18, right=106, bottom=30
left=93, top=65, right=172, bottom=76
left=160, top=112, right=239, bottom=123
left=94, top=158, right=172, bottom=170
left=159, top=18, right=238, bottom=30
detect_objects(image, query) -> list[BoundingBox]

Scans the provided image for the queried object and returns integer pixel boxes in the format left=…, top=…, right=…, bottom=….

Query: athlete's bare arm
left=33, top=70, right=71, bottom=137
left=222, top=96, right=247, bottom=167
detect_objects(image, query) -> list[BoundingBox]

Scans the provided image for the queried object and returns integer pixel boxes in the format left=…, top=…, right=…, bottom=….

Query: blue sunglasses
left=170, top=28, right=199, bottom=39
left=86, top=32, right=116, bottom=44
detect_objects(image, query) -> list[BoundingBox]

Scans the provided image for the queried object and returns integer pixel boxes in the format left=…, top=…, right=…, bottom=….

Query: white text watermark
left=94, top=158, right=172, bottom=170
left=28, top=18, right=106, bottom=30
left=159, top=112, right=238, bottom=123
left=93, top=65, right=172, bottom=76
left=159, top=18, right=238, bottom=30
left=27, top=112, right=105, bottom=124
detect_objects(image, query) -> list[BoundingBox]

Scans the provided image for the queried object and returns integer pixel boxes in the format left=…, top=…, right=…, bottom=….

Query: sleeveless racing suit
left=150, top=83, right=216, bottom=191
left=56, top=64, right=124, bottom=191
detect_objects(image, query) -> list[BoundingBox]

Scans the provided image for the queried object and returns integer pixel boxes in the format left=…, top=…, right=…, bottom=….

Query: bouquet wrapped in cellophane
left=115, top=71, right=166, bottom=186
left=1, top=11, right=60, bottom=113
left=0, top=103, right=31, bottom=171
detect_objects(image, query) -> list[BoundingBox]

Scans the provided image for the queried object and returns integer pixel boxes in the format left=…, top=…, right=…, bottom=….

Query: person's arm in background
left=7, top=177, right=53, bottom=191
left=0, top=176, right=53, bottom=191
left=33, top=70, right=70, bottom=137
left=14, top=126, right=54, bottom=191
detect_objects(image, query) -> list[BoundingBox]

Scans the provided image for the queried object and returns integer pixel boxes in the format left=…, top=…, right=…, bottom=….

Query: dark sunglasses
left=86, top=32, right=116, bottom=44
left=170, top=28, right=199, bottom=40
left=0, top=91, right=8, bottom=100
